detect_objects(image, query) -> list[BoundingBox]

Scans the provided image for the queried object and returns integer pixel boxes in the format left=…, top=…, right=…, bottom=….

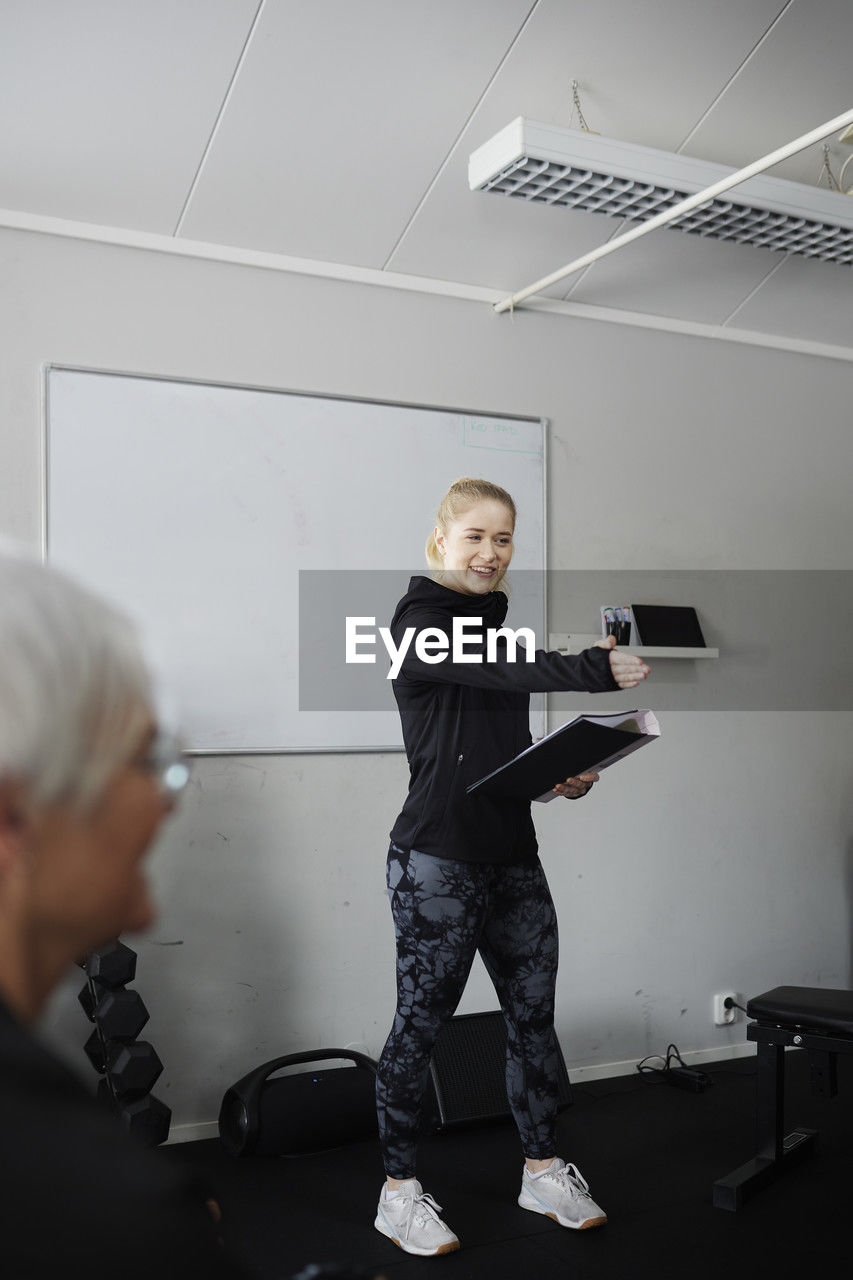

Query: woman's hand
left=553, top=771, right=599, bottom=799
left=594, top=633, right=651, bottom=689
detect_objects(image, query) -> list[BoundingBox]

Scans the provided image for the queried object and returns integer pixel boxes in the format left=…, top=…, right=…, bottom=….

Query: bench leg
left=756, top=1038, right=785, bottom=1160
left=713, top=1043, right=818, bottom=1210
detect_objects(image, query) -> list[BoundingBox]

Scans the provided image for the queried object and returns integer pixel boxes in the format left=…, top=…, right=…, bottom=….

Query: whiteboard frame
left=42, top=363, right=549, bottom=755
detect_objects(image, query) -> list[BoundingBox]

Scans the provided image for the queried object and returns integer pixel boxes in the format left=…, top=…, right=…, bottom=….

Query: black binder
left=466, top=709, right=659, bottom=803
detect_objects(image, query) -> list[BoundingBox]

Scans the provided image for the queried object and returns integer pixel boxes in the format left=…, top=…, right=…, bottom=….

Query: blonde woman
left=374, top=478, right=649, bottom=1256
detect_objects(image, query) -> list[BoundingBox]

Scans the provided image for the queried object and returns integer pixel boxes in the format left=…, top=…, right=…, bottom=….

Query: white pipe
left=494, top=107, right=853, bottom=314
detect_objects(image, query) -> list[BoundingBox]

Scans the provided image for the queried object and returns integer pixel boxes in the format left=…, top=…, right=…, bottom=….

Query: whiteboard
left=46, top=368, right=547, bottom=752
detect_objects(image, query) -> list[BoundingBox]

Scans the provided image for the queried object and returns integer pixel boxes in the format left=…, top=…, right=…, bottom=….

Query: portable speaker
left=425, top=1010, right=572, bottom=1130
left=218, top=1048, right=378, bottom=1157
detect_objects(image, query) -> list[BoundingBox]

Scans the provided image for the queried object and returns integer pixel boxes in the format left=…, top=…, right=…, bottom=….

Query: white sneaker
left=374, top=1179, right=460, bottom=1256
left=518, top=1158, right=607, bottom=1230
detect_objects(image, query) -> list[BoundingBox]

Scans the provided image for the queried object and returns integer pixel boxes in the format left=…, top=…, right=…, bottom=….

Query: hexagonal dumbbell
left=80, top=940, right=137, bottom=989
left=121, top=1093, right=171, bottom=1146
left=98, top=1087, right=171, bottom=1147
left=106, top=1040, right=164, bottom=1099
left=83, top=1028, right=111, bottom=1075
left=77, top=985, right=149, bottom=1041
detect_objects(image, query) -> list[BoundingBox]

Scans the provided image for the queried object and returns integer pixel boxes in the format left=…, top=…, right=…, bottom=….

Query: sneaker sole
left=518, top=1192, right=607, bottom=1230
left=374, top=1214, right=460, bottom=1256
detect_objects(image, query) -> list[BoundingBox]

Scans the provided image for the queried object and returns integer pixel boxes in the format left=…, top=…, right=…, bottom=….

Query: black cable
left=562, top=1042, right=759, bottom=1112
left=636, top=1042, right=719, bottom=1092
left=665, top=1042, right=687, bottom=1069
left=635, top=1042, right=688, bottom=1080
left=635, top=1053, right=668, bottom=1079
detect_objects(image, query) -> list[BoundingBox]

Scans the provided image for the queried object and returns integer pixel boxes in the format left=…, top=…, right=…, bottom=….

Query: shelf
left=549, top=633, right=719, bottom=660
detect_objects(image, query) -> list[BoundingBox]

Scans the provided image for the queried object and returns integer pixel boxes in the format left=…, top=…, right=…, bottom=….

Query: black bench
left=713, top=985, right=853, bottom=1210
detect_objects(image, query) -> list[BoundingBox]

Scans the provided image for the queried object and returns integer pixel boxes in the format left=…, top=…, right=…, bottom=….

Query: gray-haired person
left=0, top=549, right=253, bottom=1278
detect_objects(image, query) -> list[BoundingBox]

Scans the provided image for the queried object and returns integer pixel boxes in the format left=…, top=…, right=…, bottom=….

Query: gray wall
left=2, top=227, right=851, bottom=1138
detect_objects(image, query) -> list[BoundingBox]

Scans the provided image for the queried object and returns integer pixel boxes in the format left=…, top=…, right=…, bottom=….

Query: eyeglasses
left=138, top=729, right=191, bottom=799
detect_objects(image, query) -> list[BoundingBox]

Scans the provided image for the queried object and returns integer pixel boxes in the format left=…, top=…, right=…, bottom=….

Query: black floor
left=167, top=1052, right=853, bottom=1279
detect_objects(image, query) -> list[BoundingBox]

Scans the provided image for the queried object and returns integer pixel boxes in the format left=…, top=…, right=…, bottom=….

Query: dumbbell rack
left=77, top=940, right=171, bottom=1146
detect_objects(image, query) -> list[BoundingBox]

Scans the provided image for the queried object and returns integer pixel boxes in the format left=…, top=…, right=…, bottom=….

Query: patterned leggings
left=376, top=844, right=560, bottom=1178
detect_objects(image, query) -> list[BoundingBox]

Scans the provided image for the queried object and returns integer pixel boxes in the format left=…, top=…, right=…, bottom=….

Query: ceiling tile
left=179, top=0, right=536, bottom=267
left=388, top=0, right=785, bottom=288
left=683, top=0, right=853, bottom=186
left=0, top=1, right=260, bottom=232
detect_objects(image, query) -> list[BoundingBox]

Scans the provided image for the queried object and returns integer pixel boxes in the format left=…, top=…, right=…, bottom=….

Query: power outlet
left=713, top=992, right=737, bottom=1026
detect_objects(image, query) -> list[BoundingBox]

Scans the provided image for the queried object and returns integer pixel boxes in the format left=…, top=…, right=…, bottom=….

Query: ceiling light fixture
left=468, top=110, right=853, bottom=313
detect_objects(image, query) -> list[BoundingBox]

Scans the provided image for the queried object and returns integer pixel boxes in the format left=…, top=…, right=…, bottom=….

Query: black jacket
left=0, top=997, right=253, bottom=1279
left=388, top=576, right=619, bottom=864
